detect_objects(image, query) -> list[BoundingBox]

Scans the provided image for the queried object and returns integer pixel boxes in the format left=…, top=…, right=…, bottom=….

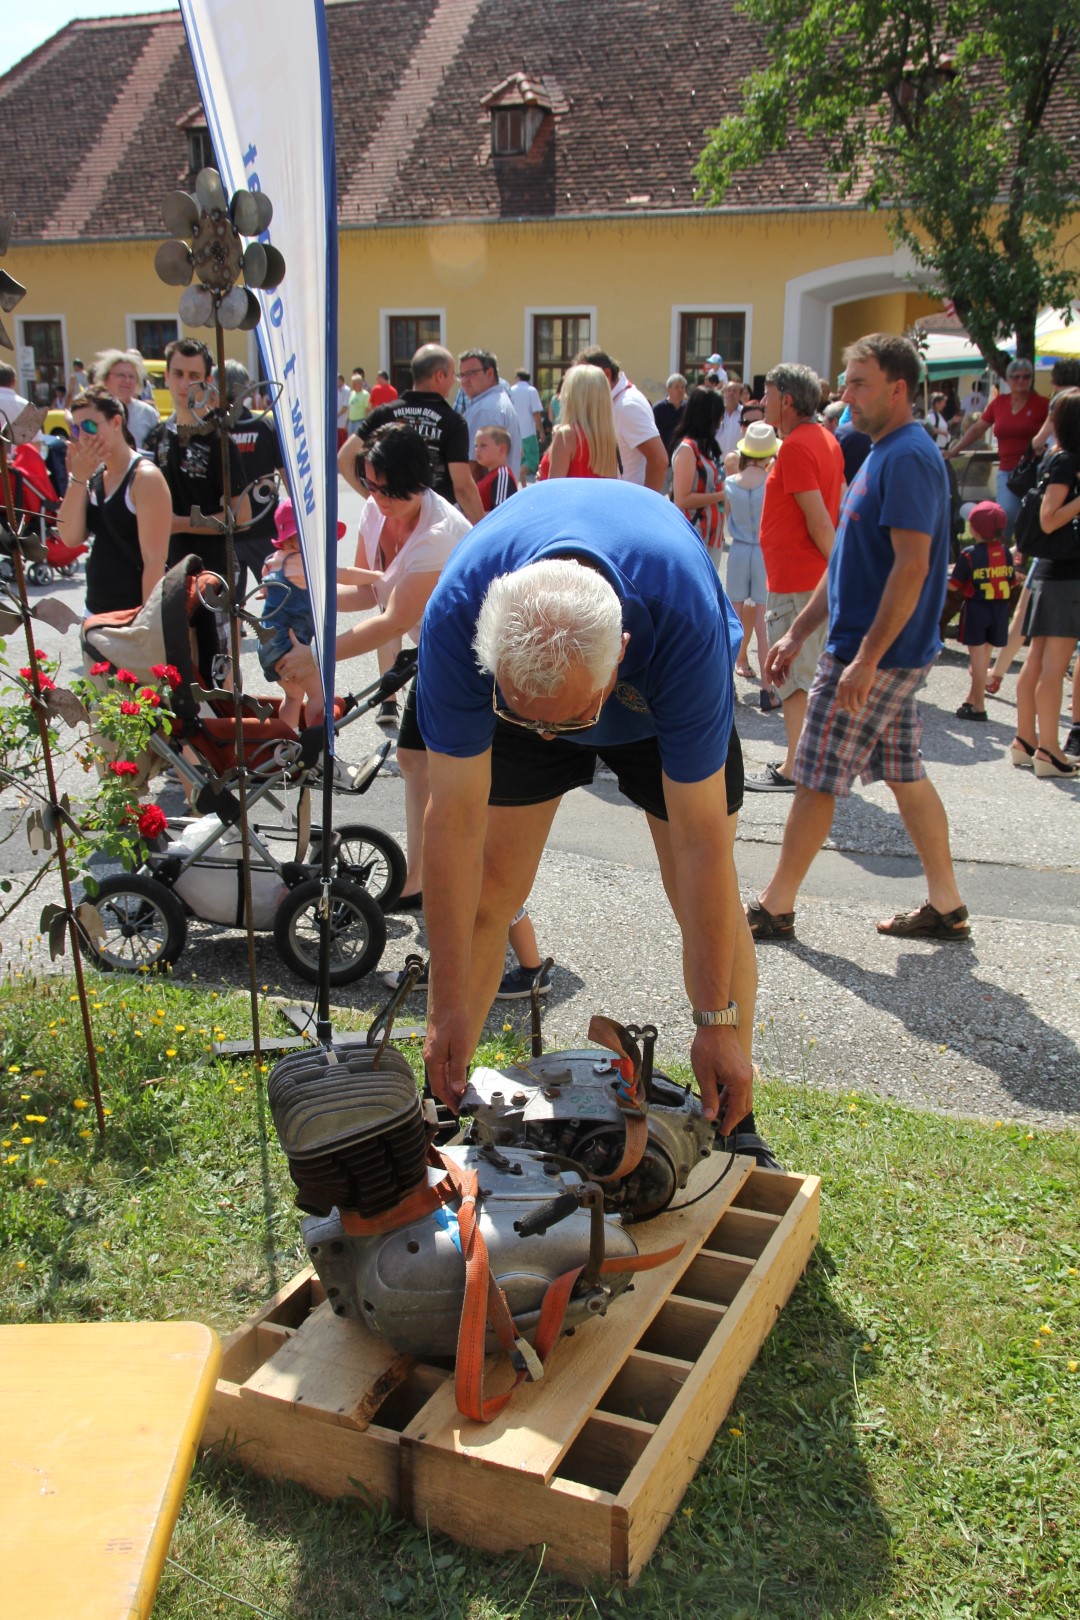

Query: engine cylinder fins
left=267, top=1044, right=428, bottom=1219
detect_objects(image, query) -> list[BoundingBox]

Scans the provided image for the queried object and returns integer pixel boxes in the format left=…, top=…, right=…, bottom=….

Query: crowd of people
left=5, top=326, right=1078, bottom=1160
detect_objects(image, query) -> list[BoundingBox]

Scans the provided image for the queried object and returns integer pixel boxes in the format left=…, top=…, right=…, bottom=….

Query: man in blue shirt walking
left=746, top=332, right=970, bottom=944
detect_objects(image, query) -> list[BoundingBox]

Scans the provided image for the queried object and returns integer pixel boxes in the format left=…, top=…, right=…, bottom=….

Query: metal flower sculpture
left=153, top=168, right=285, bottom=332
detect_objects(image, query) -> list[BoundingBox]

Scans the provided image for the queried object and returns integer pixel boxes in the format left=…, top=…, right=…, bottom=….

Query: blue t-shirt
left=417, top=479, right=743, bottom=783
left=827, top=422, right=950, bottom=670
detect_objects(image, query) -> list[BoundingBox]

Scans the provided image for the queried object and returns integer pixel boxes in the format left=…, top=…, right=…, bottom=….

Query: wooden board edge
left=615, top=1176, right=820, bottom=1582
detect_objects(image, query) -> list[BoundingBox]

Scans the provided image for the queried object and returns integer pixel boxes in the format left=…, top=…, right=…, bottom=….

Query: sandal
left=877, top=901, right=970, bottom=940
left=746, top=898, right=796, bottom=941
left=759, top=689, right=783, bottom=712
left=734, top=664, right=757, bottom=680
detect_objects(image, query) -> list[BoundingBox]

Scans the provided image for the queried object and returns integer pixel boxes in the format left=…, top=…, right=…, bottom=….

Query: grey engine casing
left=459, top=1049, right=717, bottom=1220
left=303, top=1144, right=638, bottom=1357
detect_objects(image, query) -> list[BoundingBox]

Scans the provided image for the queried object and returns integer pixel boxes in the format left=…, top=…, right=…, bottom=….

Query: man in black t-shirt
left=337, top=343, right=482, bottom=525
left=214, top=359, right=285, bottom=600
left=146, top=338, right=248, bottom=576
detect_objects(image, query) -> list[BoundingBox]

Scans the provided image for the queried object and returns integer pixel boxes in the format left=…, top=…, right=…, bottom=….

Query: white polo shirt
left=611, top=375, right=661, bottom=484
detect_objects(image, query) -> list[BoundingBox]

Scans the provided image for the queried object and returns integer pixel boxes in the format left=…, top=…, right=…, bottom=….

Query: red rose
left=38, top=675, right=56, bottom=692
left=159, top=664, right=182, bottom=688
left=19, top=666, right=32, bottom=679
left=115, top=668, right=138, bottom=685
left=108, top=760, right=139, bottom=777
left=34, top=648, right=46, bottom=659
left=138, top=688, right=162, bottom=708
left=136, top=803, right=168, bottom=839
left=120, top=700, right=142, bottom=716
left=90, top=661, right=112, bottom=676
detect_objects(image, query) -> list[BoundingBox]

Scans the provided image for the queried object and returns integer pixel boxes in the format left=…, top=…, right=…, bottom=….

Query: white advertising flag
left=179, top=0, right=339, bottom=724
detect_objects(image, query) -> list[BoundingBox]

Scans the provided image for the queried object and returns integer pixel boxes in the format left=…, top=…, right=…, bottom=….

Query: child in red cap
left=950, top=500, right=1015, bottom=721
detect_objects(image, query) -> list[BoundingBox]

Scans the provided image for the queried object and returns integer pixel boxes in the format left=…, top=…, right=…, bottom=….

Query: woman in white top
left=279, top=423, right=471, bottom=904
left=722, top=420, right=780, bottom=710
left=925, top=392, right=952, bottom=450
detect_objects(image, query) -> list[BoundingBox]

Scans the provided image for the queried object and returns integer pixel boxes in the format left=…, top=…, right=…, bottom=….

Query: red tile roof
left=0, top=2, right=1073, bottom=241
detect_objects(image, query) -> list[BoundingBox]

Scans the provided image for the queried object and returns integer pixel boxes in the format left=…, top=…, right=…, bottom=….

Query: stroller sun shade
left=81, top=555, right=223, bottom=724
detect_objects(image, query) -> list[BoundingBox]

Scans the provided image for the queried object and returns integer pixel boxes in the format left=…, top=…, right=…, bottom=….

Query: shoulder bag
left=1014, top=470, right=1080, bottom=562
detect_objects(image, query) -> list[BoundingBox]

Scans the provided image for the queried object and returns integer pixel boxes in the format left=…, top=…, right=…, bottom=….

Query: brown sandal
left=746, top=899, right=796, bottom=940
left=877, top=902, right=970, bottom=940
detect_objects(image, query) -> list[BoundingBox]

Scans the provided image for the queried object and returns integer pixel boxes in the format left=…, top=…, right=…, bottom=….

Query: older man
left=747, top=333, right=968, bottom=944
left=717, top=378, right=745, bottom=458
left=416, top=478, right=776, bottom=1161
left=652, top=373, right=687, bottom=454
left=748, top=362, right=844, bottom=791
left=457, top=349, right=522, bottom=485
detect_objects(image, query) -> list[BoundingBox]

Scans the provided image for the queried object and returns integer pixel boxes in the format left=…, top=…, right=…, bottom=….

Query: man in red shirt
left=748, top=363, right=844, bottom=790
left=368, top=369, right=399, bottom=409
left=944, top=357, right=1048, bottom=538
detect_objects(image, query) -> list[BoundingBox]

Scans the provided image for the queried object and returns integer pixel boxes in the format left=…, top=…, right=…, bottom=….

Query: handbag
left=1006, top=446, right=1040, bottom=498
left=1014, top=471, right=1080, bottom=561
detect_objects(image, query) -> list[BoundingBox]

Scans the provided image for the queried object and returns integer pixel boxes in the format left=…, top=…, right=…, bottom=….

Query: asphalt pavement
left=3, top=478, right=1078, bottom=1131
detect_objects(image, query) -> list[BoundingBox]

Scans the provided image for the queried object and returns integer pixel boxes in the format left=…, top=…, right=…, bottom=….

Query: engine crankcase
left=458, top=1050, right=717, bottom=1219
left=303, top=1143, right=638, bottom=1358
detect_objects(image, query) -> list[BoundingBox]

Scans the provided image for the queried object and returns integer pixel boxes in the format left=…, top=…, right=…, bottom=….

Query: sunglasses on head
left=71, top=418, right=100, bottom=439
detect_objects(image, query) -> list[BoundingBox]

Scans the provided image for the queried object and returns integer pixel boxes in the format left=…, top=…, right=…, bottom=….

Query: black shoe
left=376, top=698, right=399, bottom=730
left=1064, top=724, right=1080, bottom=758
left=389, top=890, right=423, bottom=913
left=495, top=964, right=553, bottom=1000
left=956, top=702, right=988, bottom=721
left=731, top=1130, right=785, bottom=1171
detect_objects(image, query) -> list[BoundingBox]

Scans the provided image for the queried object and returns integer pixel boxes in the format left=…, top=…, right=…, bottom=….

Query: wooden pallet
left=203, top=1161, right=819, bottom=1586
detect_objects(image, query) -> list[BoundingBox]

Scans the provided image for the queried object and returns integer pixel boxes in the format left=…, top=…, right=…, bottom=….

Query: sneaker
left=744, top=762, right=797, bottom=793
left=1064, top=724, right=1080, bottom=758
left=380, top=959, right=429, bottom=993
left=376, top=698, right=399, bottom=730
left=495, top=964, right=553, bottom=1000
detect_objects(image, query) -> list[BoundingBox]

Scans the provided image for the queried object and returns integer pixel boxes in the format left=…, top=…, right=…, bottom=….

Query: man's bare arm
left=449, top=461, right=484, bottom=525
left=639, top=435, right=669, bottom=493
left=792, top=487, right=835, bottom=560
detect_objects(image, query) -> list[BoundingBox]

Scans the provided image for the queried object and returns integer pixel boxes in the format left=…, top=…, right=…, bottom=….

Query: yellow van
left=143, top=359, right=173, bottom=419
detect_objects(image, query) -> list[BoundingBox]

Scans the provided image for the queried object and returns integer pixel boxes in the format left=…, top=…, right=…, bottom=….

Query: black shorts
left=397, top=674, right=424, bottom=751
left=488, top=721, right=744, bottom=819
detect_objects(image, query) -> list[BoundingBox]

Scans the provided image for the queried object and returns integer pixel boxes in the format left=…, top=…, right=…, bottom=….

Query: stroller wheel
left=27, top=562, right=51, bottom=586
left=83, top=873, right=188, bottom=973
left=333, top=823, right=407, bottom=910
left=274, top=877, right=386, bottom=986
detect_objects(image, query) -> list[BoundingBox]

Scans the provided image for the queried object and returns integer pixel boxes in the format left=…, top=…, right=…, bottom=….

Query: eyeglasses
left=71, top=419, right=100, bottom=438
left=492, top=681, right=604, bottom=736
left=458, top=368, right=486, bottom=381
left=359, top=473, right=392, bottom=496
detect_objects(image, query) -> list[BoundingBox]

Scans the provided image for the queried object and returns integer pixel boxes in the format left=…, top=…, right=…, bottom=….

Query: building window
left=532, top=314, right=592, bottom=406
left=132, top=318, right=178, bottom=359
left=388, top=315, right=441, bottom=394
left=492, top=108, right=527, bottom=156
left=679, top=313, right=747, bottom=385
left=187, top=128, right=213, bottom=173
left=18, top=319, right=65, bottom=406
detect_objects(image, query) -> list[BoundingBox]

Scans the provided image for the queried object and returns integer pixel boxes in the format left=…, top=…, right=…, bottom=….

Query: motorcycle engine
left=458, top=1026, right=720, bottom=1221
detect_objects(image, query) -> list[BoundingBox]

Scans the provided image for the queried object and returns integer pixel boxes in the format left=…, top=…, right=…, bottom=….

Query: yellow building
left=0, top=4, right=1073, bottom=406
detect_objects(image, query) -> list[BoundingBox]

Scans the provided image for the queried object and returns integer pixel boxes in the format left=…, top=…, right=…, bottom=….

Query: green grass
left=2, top=974, right=1078, bottom=1619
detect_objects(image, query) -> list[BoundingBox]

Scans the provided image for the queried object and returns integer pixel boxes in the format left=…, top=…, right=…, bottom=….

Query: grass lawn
left=2, top=973, right=1078, bottom=1620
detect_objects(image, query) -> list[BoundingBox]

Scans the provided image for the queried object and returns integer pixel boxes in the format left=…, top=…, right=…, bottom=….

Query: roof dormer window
left=482, top=73, right=555, bottom=160
left=177, top=106, right=213, bottom=177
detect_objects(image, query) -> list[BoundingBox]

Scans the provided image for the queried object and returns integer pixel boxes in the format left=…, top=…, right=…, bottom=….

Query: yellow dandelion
left=79, top=1129, right=92, bottom=1140
left=33, top=1177, right=47, bottom=1187
left=19, top=1092, right=29, bottom=1100
left=31, top=1071, right=45, bottom=1078
left=1034, top=1340, right=1043, bottom=1350
left=1, top=1140, right=9, bottom=1148
left=69, top=994, right=78, bottom=1002
left=173, top=1024, right=186, bottom=1033
left=1069, top=1268, right=1078, bottom=1277
left=211, top=991, right=218, bottom=998
left=133, top=1029, right=142, bottom=1037
left=1026, top=1132, right=1034, bottom=1141
left=234, top=1086, right=244, bottom=1094
left=848, top=1103, right=858, bottom=1112
left=204, top=1045, right=213, bottom=1053
left=165, top=1048, right=177, bottom=1059
left=103, top=1108, right=111, bottom=1117
left=15, top=1259, right=26, bottom=1269
left=7, top=1064, right=21, bottom=1074
left=46, top=1158, right=58, bottom=1167
left=20, top=1136, right=33, bottom=1145
left=25, top=1114, right=47, bottom=1123
left=4, top=1155, right=17, bottom=1165
left=994, top=1120, right=1003, bottom=1129
left=92, top=1003, right=103, bottom=1011
left=728, top=1427, right=742, bottom=1437
left=1069, top=1361, right=1078, bottom=1373
left=72, top=1099, right=88, bottom=1110
left=1040, top=1324, right=1053, bottom=1336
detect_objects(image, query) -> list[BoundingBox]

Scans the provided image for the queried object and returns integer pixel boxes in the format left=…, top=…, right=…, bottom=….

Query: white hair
left=473, top=559, right=624, bottom=698
left=92, top=348, right=146, bottom=386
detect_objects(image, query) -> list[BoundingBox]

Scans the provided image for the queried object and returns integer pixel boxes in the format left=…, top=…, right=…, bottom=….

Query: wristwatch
left=691, top=1001, right=739, bottom=1027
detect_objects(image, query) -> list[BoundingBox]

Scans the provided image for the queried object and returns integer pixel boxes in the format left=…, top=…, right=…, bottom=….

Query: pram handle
left=379, top=646, right=418, bottom=698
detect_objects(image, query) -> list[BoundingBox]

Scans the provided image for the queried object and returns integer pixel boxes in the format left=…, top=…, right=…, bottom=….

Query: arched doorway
left=782, top=248, right=925, bottom=377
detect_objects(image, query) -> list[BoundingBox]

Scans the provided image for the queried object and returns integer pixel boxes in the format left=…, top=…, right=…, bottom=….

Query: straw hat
left=736, top=421, right=779, bottom=459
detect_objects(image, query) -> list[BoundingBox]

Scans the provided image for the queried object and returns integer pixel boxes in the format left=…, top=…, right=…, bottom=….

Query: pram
left=0, top=443, right=86, bottom=585
left=78, top=556, right=412, bottom=985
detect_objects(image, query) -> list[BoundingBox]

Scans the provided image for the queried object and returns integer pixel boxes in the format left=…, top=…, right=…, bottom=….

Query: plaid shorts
left=793, top=651, right=930, bottom=798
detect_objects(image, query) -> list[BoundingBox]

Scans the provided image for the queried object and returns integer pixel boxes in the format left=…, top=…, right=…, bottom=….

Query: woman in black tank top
left=56, top=384, right=172, bottom=615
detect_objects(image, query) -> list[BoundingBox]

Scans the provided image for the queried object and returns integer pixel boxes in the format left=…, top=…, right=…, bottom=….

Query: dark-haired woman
left=279, top=423, right=471, bottom=899
left=1011, top=389, right=1080, bottom=778
left=671, top=385, right=726, bottom=562
left=56, top=384, right=171, bottom=614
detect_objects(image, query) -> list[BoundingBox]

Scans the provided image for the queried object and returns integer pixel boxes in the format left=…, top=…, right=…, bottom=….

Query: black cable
left=662, top=1141, right=738, bottom=1213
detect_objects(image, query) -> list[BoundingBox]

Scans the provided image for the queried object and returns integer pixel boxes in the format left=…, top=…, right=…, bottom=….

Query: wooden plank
left=404, top=1155, right=755, bottom=1484
left=704, top=1205, right=780, bottom=1259
left=556, top=1413, right=655, bottom=1494
left=596, top=1350, right=692, bottom=1425
left=732, top=1170, right=810, bottom=1216
left=617, top=1173, right=820, bottom=1582
left=239, top=1299, right=414, bottom=1432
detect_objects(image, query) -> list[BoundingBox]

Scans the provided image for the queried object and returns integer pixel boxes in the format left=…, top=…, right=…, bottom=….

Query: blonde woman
left=538, top=364, right=618, bottom=479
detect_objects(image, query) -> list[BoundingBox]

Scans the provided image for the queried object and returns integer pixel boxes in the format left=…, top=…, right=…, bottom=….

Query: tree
left=696, top=0, right=1080, bottom=372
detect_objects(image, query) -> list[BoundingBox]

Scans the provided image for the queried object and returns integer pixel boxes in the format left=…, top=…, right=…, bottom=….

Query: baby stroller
left=0, top=444, right=86, bottom=585
left=78, top=556, right=411, bottom=985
